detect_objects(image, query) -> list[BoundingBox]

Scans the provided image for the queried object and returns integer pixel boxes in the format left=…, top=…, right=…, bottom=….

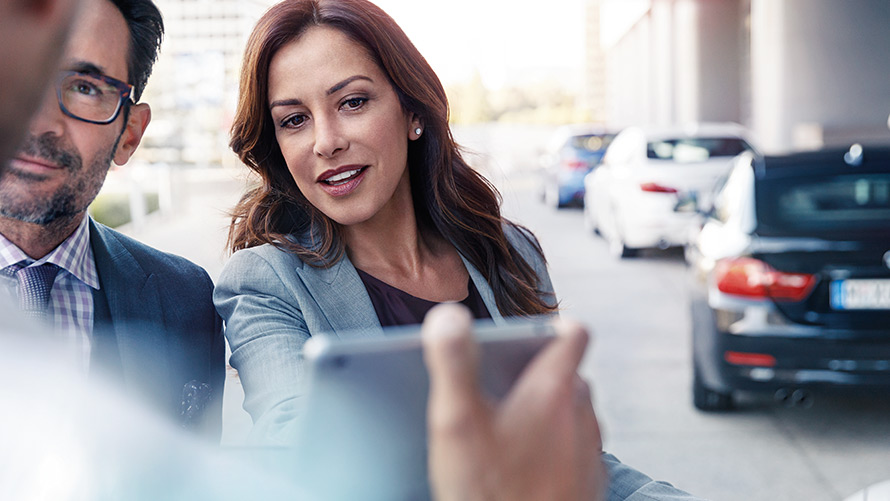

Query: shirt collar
left=0, top=232, right=30, bottom=270
left=0, top=215, right=100, bottom=290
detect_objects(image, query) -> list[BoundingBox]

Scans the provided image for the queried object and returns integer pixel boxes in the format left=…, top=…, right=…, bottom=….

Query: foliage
left=88, top=192, right=160, bottom=228
left=447, top=74, right=589, bottom=125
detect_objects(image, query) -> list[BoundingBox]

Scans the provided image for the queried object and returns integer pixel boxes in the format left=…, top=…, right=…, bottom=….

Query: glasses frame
left=56, top=70, right=135, bottom=125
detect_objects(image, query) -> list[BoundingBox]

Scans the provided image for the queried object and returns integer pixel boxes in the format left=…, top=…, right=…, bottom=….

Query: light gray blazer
left=213, top=225, right=554, bottom=442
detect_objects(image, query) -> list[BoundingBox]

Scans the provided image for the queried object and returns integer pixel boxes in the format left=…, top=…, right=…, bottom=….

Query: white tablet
left=288, top=318, right=555, bottom=501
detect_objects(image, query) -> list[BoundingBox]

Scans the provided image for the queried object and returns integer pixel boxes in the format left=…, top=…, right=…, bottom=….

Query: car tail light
left=562, top=159, right=588, bottom=170
left=714, top=257, right=817, bottom=302
left=640, top=182, right=678, bottom=193
left=724, top=351, right=776, bottom=367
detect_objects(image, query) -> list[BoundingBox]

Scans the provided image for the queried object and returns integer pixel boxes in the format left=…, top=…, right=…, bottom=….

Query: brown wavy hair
left=228, top=0, right=556, bottom=316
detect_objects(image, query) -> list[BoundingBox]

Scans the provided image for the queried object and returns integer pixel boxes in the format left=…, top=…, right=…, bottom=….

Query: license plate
left=830, top=279, right=890, bottom=310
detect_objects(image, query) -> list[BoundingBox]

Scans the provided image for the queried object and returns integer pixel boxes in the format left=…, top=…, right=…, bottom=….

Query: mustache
left=18, top=133, right=82, bottom=172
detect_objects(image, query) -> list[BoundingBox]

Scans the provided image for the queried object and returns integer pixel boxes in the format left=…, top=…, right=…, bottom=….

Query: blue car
left=540, top=126, right=615, bottom=208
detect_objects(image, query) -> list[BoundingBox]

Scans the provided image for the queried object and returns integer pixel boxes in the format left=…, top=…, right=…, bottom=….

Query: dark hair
left=110, top=0, right=164, bottom=102
left=228, top=0, right=556, bottom=317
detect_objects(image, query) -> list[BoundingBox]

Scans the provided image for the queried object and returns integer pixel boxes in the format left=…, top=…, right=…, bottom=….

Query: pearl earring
left=414, top=127, right=422, bottom=136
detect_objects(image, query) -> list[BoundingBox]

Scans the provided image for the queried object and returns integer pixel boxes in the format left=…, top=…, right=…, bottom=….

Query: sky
left=370, top=0, right=587, bottom=90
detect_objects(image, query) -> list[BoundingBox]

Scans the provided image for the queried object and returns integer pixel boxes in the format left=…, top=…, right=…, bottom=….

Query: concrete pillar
left=750, top=0, right=890, bottom=153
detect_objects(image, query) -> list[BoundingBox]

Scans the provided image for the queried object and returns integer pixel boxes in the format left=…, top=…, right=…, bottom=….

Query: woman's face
left=267, top=26, right=420, bottom=227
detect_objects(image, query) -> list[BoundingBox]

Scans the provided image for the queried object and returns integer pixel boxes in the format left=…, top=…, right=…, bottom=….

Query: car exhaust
left=790, top=389, right=814, bottom=408
left=774, top=388, right=814, bottom=408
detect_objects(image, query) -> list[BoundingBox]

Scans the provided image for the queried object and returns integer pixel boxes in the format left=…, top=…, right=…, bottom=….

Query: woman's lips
left=317, top=165, right=368, bottom=197
left=322, top=167, right=364, bottom=185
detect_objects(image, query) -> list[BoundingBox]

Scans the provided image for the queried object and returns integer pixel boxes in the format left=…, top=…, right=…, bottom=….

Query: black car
left=686, top=145, right=890, bottom=411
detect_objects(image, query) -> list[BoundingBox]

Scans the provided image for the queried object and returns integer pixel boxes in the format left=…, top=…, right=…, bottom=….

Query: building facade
left=138, top=0, right=272, bottom=167
left=599, top=0, right=890, bottom=153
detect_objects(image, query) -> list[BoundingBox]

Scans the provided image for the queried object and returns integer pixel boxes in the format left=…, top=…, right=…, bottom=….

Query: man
left=0, top=0, right=225, bottom=439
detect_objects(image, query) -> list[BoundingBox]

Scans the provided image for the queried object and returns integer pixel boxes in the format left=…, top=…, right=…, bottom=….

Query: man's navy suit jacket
left=88, top=219, right=225, bottom=440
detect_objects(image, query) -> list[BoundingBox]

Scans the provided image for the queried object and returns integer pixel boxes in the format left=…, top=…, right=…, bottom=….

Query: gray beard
left=0, top=179, right=81, bottom=225
left=0, top=132, right=119, bottom=225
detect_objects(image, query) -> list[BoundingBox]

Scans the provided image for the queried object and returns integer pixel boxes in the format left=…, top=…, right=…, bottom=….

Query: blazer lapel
left=459, top=254, right=505, bottom=324
left=294, top=253, right=384, bottom=339
left=89, top=220, right=171, bottom=398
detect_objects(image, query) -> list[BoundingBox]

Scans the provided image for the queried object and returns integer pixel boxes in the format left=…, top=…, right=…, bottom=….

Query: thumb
left=422, top=303, right=486, bottom=432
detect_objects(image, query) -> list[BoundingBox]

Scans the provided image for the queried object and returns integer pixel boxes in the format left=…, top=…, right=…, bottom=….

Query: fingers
left=574, top=376, right=603, bottom=452
left=575, top=376, right=607, bottom=501
left=498, top=318, right=593, bottom=443
left=517, top=319, right=589, bottom=393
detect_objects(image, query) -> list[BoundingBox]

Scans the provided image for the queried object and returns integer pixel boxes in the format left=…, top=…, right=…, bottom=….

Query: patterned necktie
left=4, top=263, right=59, bottom=320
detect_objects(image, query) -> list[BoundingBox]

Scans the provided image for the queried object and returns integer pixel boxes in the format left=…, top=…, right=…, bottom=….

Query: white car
left=583, top=123, right=755, bottom=258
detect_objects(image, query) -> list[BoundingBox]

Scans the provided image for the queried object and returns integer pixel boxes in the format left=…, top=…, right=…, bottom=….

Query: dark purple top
left=356, top=269, right=492, bottom=327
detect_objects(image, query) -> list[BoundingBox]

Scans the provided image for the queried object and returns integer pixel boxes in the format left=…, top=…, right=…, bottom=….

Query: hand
left=422, top=303, right=606, bottom=501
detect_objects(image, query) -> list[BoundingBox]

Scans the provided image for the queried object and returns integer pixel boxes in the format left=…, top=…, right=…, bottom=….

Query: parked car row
left=540, top=122, right=754, bottom=256
left=539, top=123, right=890, bottom=412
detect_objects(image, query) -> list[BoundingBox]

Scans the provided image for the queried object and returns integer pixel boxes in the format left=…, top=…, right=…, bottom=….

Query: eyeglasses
left=56, top=70, right=135, bottom=125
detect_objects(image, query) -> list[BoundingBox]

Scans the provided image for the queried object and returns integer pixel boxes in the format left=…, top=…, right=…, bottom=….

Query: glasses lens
left=59, top=73, right=122, bottom=123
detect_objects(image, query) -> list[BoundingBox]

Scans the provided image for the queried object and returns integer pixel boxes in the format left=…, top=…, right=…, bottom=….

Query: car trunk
left=632, top=157, right=735, bottom=196
left=749, top=237, right=890, bottom=333
left=750, top=167, right=890, bottom=333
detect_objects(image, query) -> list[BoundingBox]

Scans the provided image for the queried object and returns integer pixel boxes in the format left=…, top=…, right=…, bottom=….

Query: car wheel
left=607, top=209, right=638, bottom=258
left=608, top=235, right=638, bottom=258
left=693, top=365, right=733, bottom=411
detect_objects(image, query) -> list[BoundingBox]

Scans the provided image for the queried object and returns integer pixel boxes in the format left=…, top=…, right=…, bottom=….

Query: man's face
left=0, top=0, right=149, bottom=226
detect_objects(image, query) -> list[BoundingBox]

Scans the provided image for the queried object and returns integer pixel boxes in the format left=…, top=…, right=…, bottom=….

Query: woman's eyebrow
left=327, top=75, right=373, bottom=95
left=270, top=75, right=374, bottom=109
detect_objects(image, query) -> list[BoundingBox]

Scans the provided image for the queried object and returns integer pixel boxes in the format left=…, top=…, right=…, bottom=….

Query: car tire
left=609, top=236, right=638, bottom=258
left=693, top=365, right=734, bottom=411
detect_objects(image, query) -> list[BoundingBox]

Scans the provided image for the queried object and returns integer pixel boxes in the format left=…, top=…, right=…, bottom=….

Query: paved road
left=122, top=167, right=890, bottom=501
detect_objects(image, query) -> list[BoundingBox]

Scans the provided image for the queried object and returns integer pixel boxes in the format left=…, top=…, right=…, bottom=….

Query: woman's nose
left=312, top=117, right=348, bottom=158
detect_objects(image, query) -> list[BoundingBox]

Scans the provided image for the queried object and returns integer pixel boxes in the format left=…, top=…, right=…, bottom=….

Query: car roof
left=620, top=122, right=750, bottom=141
left=755, top=145, right=890, bottom=179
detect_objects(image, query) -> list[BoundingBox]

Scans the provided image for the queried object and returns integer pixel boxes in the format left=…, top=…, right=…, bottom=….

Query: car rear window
left=646, top=137, right=750, bottom=162
left=756, top=173, right=890, bottom=236
left=568, top=134, right=614, bottom=153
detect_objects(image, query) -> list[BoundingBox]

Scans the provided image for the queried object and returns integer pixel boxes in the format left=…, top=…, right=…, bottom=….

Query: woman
left=214, top=0, right=557, bottom=442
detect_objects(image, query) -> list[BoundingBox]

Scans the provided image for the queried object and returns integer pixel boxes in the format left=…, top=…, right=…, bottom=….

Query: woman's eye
left=280, top=114, right=307, bottom=129
left=341, top=97, right=367, bottom=110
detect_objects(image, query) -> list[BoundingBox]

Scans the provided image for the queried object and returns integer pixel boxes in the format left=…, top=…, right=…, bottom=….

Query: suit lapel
left=89, top=220, right=171, bottom=398
left=294, top=253, right=384, bottom=339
